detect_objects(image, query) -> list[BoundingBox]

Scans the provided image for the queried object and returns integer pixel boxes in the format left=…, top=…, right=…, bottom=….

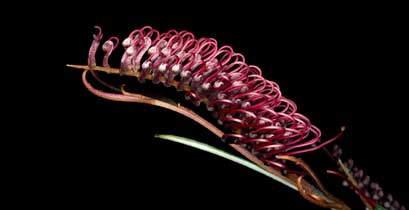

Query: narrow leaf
left=154, top=134, right=296, bottom=190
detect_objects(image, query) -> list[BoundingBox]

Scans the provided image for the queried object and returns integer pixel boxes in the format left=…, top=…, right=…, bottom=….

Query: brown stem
left=296, top=176, right=351, bottom=210
left=68, top=64, right=191, bottom=91
left=277, top=155, right=351, bottom=210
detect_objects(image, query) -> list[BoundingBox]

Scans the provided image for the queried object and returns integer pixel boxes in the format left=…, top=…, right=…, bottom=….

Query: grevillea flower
left=84, top=25, right=345, bottom=173
left=331, top=145, right=406, bottom=210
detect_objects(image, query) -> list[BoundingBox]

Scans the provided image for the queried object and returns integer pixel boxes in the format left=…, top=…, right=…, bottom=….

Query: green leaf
left=374, top=205, right=387, bottom=210
left=154, top=134, right=296, bottom=190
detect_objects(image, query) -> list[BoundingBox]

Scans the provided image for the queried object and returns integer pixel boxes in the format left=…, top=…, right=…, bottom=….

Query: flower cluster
left=332, top=145, right=405, bottom=210
left=88, top=26, right=343, bottom=171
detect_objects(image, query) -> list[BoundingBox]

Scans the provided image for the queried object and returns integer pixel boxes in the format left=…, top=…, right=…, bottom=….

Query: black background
left=16, top=2, right=407, bottom=209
